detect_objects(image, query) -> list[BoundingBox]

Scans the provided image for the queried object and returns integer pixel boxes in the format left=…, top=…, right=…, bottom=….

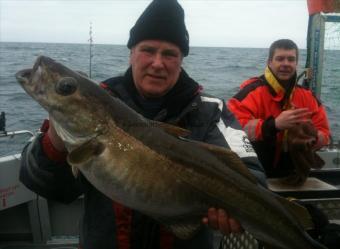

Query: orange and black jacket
left=228, top=67, right=330, bottom=177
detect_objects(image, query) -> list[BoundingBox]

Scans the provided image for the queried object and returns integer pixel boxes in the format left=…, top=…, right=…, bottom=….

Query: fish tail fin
left=275, top=196, right=315, bottom=230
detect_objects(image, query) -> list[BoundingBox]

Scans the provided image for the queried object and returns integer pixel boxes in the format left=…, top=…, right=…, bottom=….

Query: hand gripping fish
left=286, top=122, right=325, bottom=185
left=16, top=56, right=328, bottom=249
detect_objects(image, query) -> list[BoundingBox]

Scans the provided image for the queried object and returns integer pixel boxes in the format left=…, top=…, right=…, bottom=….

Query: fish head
left=15, top=56, right=108, bottom=148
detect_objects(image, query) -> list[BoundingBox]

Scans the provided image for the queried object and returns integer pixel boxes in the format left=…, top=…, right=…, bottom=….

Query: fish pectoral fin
left=276, top=196, right=314, bottom=230
left=154, top=215, right=202, bottom=240
left=150, top=120, right=191, bottom=137
left=166, top=222, right=202, bottom=240
left=183, top=139, right=258, bottom=184
left=67, top=138, right=105, bottom=165
left=71, top=166, right=79, bottom=178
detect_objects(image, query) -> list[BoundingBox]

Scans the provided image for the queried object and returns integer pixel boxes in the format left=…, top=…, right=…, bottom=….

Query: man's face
left=130, top=40, right=183, bottom=98
left=268, top=48, right=297, bottom=82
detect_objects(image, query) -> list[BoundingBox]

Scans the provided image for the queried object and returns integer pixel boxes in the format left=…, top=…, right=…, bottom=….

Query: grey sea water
left=0, top=42, right=339, bottom=156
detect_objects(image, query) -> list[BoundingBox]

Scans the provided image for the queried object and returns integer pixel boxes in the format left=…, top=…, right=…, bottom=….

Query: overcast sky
left=0, top=0, right=310, bottom=48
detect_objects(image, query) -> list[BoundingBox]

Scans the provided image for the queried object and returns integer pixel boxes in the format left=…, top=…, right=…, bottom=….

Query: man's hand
left=275, top=108, right=312, bottom=131
left=202, top=208, right=243, bottom=235
left=47, top=117, right=66, bottom=152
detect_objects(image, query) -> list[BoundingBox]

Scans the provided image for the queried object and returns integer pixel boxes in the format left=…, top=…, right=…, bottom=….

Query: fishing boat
left=0, top=1, right=340, bottom=249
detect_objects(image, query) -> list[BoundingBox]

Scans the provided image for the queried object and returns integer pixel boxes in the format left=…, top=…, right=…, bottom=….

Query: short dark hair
left=268, top=39, right=299, bottom=61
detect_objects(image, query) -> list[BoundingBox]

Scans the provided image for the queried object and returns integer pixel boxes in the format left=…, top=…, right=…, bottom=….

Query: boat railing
left=0, top=112, right=81, bottom=248
left=0, top=130, right=35, bottom=139
left=0, top=112, right=35, bottom=139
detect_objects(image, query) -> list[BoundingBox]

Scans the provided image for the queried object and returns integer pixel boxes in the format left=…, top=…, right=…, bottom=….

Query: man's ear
left=129, top=48, right=135, bottom=65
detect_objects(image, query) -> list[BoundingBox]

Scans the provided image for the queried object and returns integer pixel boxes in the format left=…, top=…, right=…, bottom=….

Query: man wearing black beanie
left=127, top=0, right=189, bottom=56
left=20, top=0, right=266, bottom=249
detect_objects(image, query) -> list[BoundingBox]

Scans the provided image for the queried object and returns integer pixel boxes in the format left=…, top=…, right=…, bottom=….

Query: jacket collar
left=264, top=66, right=297, bottom=109
left=264, top=66, right=285, bottom=96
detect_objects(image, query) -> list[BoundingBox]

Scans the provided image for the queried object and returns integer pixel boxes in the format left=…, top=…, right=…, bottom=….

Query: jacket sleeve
left=313, top=105, right=330, bottom=149
left=20, top=133, right=83, bottom=203
left=306, top=92, right=331, bottom=149
left=227, top=91, right=278, bottom=143
left=201, top=96, right=267, bottom=187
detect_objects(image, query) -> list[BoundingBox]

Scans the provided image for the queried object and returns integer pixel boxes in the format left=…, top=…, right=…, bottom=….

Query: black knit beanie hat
left=127, top=0, right=189, bottom=56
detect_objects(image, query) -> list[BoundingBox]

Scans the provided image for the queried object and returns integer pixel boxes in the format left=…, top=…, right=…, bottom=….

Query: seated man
left=228, top=39, right=330, bottom=181
left=228, top=38, right=339, bottom=249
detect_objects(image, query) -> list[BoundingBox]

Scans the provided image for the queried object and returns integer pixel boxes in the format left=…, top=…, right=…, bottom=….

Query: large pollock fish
left=16, top=56, right=327, bottom=249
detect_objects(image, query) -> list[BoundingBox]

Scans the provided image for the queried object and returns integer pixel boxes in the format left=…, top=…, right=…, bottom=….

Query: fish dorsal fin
left=76, top=71, right=89, bottom=77
left=276, top=196, right=314, bottom=230
left=184, top=138, right=258, bottom=184
left=68, top=138, right=105, bottom=165
left=150, top=120, right=191, bottom=137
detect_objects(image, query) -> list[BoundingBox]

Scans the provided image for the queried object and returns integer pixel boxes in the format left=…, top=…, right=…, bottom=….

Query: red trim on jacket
left=113, top=201, right=175, bottom=249
left=42, top=133, right=67, bottom=163
left=40, top=119, right=50, bottom=132
left=160, top=226, right=174, bottom=249
left=113, top=202, right=132, bottom=249
left=99, top=82, right=109, bottom=89
left=40, top=119, right=67, bottom=163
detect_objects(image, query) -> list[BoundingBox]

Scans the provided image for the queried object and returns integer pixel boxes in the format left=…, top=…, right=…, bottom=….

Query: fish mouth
left=15, top=56, right=53, bottom=85
left=15, top=68, right=32, bottom=85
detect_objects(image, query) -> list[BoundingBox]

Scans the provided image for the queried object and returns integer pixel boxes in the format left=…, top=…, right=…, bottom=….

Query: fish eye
left=56, top=77, right=78, bottom=96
